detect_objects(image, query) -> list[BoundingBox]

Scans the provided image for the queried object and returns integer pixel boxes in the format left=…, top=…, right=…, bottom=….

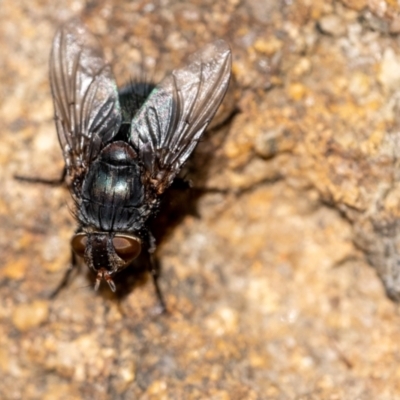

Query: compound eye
left=112, top=235, right=142, bottom=263
left=71, top=234, right=87, bottom=258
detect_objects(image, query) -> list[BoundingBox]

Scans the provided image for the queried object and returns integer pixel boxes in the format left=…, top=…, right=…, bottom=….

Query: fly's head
left=71, top=231, right=142, bottom=292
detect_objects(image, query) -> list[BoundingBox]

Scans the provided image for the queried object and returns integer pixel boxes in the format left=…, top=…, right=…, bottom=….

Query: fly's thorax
left=71, top=232, right=142, bottom=275
left=99, top=141, right=137, bottom=165
left=78, top=141, right=146, bottom=231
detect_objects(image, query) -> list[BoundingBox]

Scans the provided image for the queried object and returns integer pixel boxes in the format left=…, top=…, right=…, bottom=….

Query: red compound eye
left=71, top=233, right=87, bottom=257
left=112, top=235, right=142, bottom=263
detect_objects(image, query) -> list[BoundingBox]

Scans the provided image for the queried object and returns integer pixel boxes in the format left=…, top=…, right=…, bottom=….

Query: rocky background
left=2, top=0, right=400, bottom=398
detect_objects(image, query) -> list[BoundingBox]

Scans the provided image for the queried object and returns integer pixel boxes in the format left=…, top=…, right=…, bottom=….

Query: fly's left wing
left=50, top=20, right=121, bottom=181
left=129, top=40, right=232, bottom=194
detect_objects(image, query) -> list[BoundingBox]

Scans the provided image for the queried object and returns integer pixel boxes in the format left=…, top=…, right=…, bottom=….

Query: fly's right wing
left=50, top=20, right=121, bottom=183
left=130, top=40, right=232, bottom=194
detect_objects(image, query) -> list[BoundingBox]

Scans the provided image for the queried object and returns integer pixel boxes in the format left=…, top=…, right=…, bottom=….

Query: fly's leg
left=170, top=177, right=192, bottom=191
left=15, top=166, right=73, bottom=297
left=14, top=167, right=67, bottom=186
left=171, top=177, right=229, bottom=194
left=149, top=254, right=167, bottom=313
left=49, top=249, right=78, bottom=298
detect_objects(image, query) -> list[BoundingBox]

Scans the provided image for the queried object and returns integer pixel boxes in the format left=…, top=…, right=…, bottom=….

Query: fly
left=17, top=20, right=231, bottom=308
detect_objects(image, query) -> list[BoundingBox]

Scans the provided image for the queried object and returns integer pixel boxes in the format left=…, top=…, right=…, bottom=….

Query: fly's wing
left=50, top=20, right=121, bottom=181
left=130, top=40, right=231, bottom=194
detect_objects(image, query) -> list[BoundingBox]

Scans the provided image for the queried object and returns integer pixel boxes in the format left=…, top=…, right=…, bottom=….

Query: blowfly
left=19, top=20, right=231, bottom=306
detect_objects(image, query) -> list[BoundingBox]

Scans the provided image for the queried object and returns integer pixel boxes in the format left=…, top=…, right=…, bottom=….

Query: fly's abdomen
left=80, top=141, right=145, bottom=231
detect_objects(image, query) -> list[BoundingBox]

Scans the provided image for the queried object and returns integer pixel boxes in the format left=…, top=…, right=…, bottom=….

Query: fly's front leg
left=49, top=248, right=78, bottom=298
left=150, top=254, right=167, bottom=314
left=15, top=165, right=72, bottom=297
left=145, top=230, right=167, bottom=312
left=15, top=166, right=67, bottom=186
left=149, top=253, right=167, bottom=314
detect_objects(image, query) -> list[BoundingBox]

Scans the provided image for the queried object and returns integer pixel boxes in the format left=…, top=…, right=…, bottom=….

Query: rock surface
left=2, top=0, right=400, bottom=398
